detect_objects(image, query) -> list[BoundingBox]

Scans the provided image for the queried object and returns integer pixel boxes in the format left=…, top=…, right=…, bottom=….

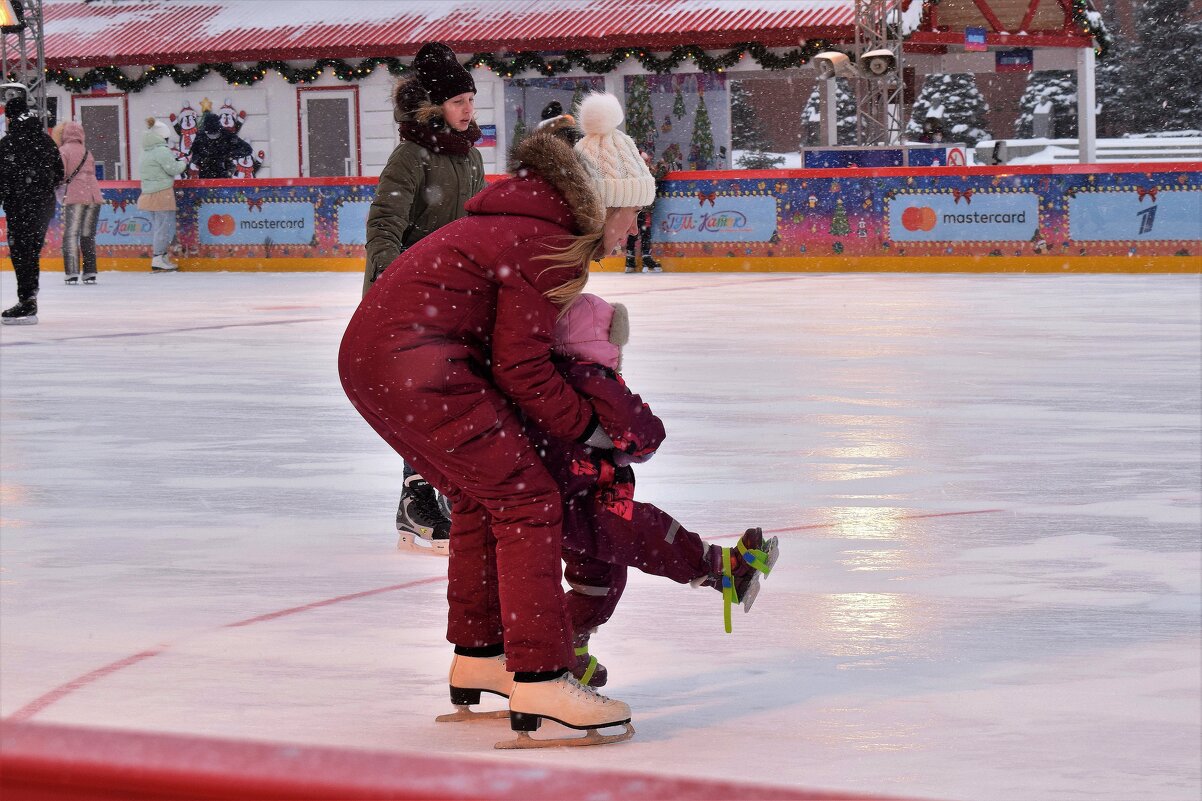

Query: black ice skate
left=498, top=673, right=634, bottom=749
left=396, top=474, right=451, bottom=555
left=641, top=256, right=663, bottom=273
left=64, top=275, right=79, bottom=285
left=693, top=528, right=779, bottom=633
left=1, top=299, right=38, bottom=326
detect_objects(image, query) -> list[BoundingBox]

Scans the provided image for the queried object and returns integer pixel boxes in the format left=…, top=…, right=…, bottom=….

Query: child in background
left=529, top=293, right=780, bottom=686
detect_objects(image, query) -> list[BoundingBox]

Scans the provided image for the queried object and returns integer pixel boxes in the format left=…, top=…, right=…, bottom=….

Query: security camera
left=812, top=51, right=856, bottom=80
left=860, top=49, right=897, bottom=77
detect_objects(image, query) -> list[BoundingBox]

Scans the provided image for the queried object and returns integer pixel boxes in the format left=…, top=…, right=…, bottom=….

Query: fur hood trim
left=509, top=132, right=604, bottom=235
left=393, top=77, right=439, bottom=124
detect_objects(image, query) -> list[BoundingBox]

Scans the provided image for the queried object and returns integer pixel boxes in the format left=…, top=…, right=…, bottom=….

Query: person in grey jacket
left=137, top=118, right=188, bottom=272
left=364, top=41, right=486, bottom=554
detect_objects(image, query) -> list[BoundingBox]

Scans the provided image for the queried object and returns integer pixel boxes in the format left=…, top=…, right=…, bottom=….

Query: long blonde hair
left=538, top=228, right=605, bottom=312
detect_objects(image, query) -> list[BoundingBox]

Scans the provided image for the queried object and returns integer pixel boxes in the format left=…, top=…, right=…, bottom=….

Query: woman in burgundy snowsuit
left=338, top=112, right=655, bottom=735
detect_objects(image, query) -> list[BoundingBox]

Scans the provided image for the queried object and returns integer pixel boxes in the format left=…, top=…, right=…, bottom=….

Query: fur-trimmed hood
left=393, top=76, right=435, bottom=124
left=465, top=131, right=603, bottom=235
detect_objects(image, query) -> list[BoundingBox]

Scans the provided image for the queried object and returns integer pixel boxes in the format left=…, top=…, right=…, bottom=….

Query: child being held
left=527, top=293, right=780, bottom=687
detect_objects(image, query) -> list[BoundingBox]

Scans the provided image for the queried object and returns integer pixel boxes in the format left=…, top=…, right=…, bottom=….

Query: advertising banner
left=95, top=203, right=154, bottom=246
left=197, top=201, right=316, bottom=245
left=336, top=200, right=372, bottom=245
left=654, top=195, right=777, bottom=243
left=888, top=192, right=1041, bottom=241
left=1069, top=190, right=1202, bottom=241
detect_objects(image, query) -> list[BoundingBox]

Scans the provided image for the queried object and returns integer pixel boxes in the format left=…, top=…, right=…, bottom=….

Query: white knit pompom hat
left=573, top=92, right=657, bottom=209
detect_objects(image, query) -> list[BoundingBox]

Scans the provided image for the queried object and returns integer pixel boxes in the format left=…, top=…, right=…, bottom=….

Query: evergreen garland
left=46, top=42, right=832, bottom=94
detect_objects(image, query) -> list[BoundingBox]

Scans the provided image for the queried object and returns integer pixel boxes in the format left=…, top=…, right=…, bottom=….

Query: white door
left=73, top=94, right=129, bottom=180
left=300, top=89, right=359, bottom=177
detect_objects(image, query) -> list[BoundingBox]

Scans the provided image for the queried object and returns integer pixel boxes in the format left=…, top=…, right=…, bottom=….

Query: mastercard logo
left=901, top=206, right=937, bottom=232
left=207, top=214, right=236, bottom=236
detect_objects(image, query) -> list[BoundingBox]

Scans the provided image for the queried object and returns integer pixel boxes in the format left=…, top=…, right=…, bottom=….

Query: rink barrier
left=0, top=720, right=930, bottom=801
left=2, top=163, right=1199, bottom=273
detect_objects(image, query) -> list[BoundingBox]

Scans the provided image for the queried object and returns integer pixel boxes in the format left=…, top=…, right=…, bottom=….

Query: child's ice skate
left=570, top=635, right=607, bottom=687
left=693, top=527, right=779, bottom=633
left=497, top=673, right=634, bottom=749
left=435, top=654, right=514, bottom=722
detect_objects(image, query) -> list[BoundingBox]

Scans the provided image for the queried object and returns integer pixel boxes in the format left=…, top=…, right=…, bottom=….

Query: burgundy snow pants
left=339, top=345, right=574, bottom=673
left=561, top=472, right=711, bottom=634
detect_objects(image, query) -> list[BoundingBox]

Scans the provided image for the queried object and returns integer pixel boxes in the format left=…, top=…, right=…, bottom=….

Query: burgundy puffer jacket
left=340, top=132, right=607, bottom=449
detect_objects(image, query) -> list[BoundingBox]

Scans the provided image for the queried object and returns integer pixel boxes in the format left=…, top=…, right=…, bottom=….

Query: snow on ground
left=1, top=271, right=1199, bottom=801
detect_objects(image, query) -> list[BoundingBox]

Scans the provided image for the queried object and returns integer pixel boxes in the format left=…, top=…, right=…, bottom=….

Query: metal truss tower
left=1, top=0, right=47, bottom=120
left=853, top=0, right=905, bottom=145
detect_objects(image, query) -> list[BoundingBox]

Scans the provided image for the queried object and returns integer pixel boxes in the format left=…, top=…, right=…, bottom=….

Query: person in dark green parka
left=363, top=41, right=486, bottom=552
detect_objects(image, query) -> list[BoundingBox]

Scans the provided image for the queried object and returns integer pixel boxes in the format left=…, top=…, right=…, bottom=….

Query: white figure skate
left=435, top=654, right=514, bottom=723
left=496, top=673, right=634, bottom=749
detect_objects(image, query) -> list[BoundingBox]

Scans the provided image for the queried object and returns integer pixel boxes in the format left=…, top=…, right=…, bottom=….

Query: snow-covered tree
left=801, top=78, right=856, bottom=145
left=625, top=75, right=656, bottom=153
left=730, top=81, right=784, bottom=168
left=1124, top=0, right=1202, bottom=133
left=1015, top=71, right=1078, bottom=138
left=906, top=73, right=991, bottom=145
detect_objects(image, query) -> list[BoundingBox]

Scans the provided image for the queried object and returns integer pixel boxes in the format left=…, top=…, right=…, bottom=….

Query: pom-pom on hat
left=554, top=293, right=630, bottom=372
left=573, top=93, right=656, bottom=209
left=413, top=41, right=476, bottom=105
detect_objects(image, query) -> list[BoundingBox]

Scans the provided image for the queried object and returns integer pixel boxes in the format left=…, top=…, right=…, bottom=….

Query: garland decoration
left=45, top=42, right=831, bottom=94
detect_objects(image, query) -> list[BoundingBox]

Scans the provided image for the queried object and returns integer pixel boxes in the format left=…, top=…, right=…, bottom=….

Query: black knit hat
left=413, top=42, right=475, bottom=105
left=541, top=100, right=563, bottom=120
left=5, top=94, right=28, bottom=120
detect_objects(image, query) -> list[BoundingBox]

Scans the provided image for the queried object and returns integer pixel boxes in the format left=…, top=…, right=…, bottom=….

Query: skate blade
left=396, top=531, right=450, bottom=556
left=436, top=705, right=510, bottom=723
left=742, top=574, right=763, bottom=612
left=494, top=723, right=635, bottom=749
left=759, top=536, right=780, bottom=575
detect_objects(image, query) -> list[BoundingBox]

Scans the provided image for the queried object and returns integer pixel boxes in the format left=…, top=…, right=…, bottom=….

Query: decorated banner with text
left=4, top=167, right=1200, bottom=272
left=652, top=165, right=1201, bottom=270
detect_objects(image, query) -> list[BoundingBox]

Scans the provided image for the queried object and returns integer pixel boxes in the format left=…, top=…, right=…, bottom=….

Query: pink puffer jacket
left=58, top=122, right=102, bottom=205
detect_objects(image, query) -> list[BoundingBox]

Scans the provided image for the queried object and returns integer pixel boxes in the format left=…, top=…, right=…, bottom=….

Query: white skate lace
left=564, top=674, right=611, bottom=705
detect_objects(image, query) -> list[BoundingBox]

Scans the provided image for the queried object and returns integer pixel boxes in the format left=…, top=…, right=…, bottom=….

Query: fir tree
left=689, top=90, right=715, bottom=169
left=571, top=84, right=586, bottom=116
left=1015, top=71, right=1078, bottom=138
left=511, top=111, right=527, bottom=149
left=672, top=84, right=686, bottom=119
left=1126, top=0, right=1202, bottom=133
left=625, top=75, right=656, bottom=153
left=829, top=198, right=850, bottom=236
left=802, top=78, right=857, bottom=145
left=1096, top=32, right=1132, bottom=137
left=730, top=81, right=771, bottom=151
left=906, top=73, right=991, bottom=145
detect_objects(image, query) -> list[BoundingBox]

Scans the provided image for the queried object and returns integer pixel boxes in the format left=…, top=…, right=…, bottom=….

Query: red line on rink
left=7, top=510, right=1006, bottom=720
left=8, top=649, right=168, bottom=722
left=223, top=575, right=446, bottom=628
left=6, top=576, right=448, bottom=722
left=762, top=508, right=1007, bottom=535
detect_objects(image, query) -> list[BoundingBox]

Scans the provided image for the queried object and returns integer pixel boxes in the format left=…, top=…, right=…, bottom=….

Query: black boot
left=1, top=298, right=38, bottom=326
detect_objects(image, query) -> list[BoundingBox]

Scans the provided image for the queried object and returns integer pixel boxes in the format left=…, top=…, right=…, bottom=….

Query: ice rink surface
left=1, top=271, right=1199, bottom=801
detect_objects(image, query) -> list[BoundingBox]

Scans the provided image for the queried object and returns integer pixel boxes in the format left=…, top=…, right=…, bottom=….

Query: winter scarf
left=399, top=118, right=481, bottom=157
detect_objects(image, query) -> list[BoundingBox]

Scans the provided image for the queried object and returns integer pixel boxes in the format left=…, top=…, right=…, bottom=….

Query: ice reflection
left=0, top=483, right=29, bottom=528
left=809, top=413, right=913, bottom=482
left=818, top=592, right=923, bottom=667
left=839, top=549, right=908, bottom=572
left=822, top=505, right=906, bottom=540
